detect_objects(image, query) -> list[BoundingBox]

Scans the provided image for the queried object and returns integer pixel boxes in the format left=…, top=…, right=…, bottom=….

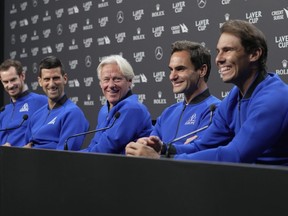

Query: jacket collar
left=184, top=88, right=211, bottom=105
left=10, top=90, right=30, bottom=103
left=242, top=70, right=268, bottom=99
left=51, top=94, right=68, bottom=109
left=107, top=90, right=133, bottom=111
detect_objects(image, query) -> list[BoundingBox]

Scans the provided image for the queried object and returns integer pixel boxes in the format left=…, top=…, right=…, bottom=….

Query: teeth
left=219, top=66, right=230, bottom=73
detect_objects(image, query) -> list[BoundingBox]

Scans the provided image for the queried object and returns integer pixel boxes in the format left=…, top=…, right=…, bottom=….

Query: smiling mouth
left=219, top=66, right=232, bottom=76
left=108, top=89, right=119, bottom=94
left=8, top=88, right=18, bottom=93
left=172, top=81, right=183, bottom=86
left=48, top=88, right=58, bottom=94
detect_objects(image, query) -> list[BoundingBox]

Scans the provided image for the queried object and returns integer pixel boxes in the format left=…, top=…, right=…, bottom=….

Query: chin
left=108, top=98, right=118, bottom=105
left=173, top=88, right=183, bottom=94
left=222, top=78, right=233, bottom=83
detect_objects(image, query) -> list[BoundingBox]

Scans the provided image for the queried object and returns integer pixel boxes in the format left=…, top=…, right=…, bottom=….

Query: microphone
left=169, top=104, right=216, bottom=144
left=64, top=112, right=121, bottom=150
left=0, top=114, right=29, bottom=132
left=163, top=104, right=216, bottom=157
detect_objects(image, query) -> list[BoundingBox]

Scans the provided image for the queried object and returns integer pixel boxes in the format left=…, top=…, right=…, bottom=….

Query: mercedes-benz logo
left=155, top=46, right=163, bottom=60
left=32, top=0, right=38, bottom=7
left=117, top=11, right=124, bottom=23
left=32, top=63, right=38, bottom=73
left=197, top=0, right=207, bottom=8
left=57, top=24, right=63, bottom=35
left=85, top=55, right=92, bottom=68
left=11, top=34, right=16, bottom=45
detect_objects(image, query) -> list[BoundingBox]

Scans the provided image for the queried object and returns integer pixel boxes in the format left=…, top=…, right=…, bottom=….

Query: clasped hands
left=125, top=136, right=162, bottom=159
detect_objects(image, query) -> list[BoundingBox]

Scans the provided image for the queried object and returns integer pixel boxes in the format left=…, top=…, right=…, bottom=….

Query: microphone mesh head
left=210, top=104, right=216, bottom=112
left=23, top=114, right=29, bottom=120
left=114, top=112, right=121, bottom=119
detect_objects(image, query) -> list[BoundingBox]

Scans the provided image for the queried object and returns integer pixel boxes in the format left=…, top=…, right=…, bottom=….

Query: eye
left=113, top=77, right=123, bottom=83
left=102, top=78, right=109, bottom=83
left=224, top=47, right=235, bottom=53
left=175, top=66, right=186, bottom=72
left=53, top=77, right=61, bottom=81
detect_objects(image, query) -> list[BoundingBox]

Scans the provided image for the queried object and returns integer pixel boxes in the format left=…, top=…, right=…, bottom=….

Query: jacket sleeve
left=57, top=108, right=89, bottom=150
left=174, top=93, right=288, bottom=163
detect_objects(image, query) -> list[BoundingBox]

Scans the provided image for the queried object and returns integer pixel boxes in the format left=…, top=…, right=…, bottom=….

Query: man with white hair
left=82, top=55, right=153, bottom=154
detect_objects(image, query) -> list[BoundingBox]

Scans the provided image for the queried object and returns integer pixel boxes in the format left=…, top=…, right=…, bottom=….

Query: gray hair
left=97, top=55, right=135, bottom=88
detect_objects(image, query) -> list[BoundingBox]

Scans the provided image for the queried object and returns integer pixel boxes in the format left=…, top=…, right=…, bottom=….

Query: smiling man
left=126, top=40, right=220, bottom=156
left=82, top=55, right=153, bottom=154
left=0, top=59, right=47, bottom=147
left=126, top=20, right=288, bottom=166
left=23, top=56, right=89, bottom=150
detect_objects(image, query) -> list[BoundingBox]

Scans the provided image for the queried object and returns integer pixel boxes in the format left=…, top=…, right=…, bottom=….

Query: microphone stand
left=164, top=104, right=216, bottom=157
left=0, top=114, right=29, bottom=132
left=64, top=112, right=120, bottom=150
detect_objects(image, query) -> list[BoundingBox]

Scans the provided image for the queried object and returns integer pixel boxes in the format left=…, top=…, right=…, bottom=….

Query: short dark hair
left=220, top=19, right=268, bottom=71
left=171, top=40, right=211, bottom=82
left=38, top=56, right=65, bottom=77
left=0, top=59, right=24, bottom=76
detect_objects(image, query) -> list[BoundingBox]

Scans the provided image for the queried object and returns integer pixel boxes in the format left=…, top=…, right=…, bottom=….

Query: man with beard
left=0, top=59, right=47, bottom=147
left=126, top=20, right=288, bottom=165
left=23, top=56, right=89, bottom=150
left=126, top=40, right=220, bottom=157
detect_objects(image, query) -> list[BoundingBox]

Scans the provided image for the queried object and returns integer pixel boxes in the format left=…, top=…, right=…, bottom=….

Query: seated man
left=126, top=20, right=288, bottom=165
left=82, top=55, right=153, bottom=154
left=138, top=40, right=221, bottom=154
left=24, top=56, right=89, bottom=150
left=0, top=59, right=47, bottom=147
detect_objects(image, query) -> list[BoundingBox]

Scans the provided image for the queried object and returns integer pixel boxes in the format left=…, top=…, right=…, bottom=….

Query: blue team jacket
left=0, top=91, right=47, bottom=146
left=174, top=72, right=288, bottom=165
left=84, top=93, right=153, bottom=154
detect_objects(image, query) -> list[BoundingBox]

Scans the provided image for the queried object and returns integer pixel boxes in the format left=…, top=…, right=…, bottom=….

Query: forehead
left=169, top=51, right=193, bottom=66
left=101, top=63, right=122, bottom=76
left=40, top=67, right=62, bottom=77
left=0, top=67, right=18, bottom=79
left=217, top=32, right=242, bottom=48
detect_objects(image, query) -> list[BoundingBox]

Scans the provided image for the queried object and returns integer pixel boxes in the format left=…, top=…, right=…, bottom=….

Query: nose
left=6, top=81, right=15, bottom=89
left=169, top=70, right=178, bottom=81
left=215, top=51, right=225, bottom=66
left=107, top=79, right=116, bottom=88
left=47, top=79, right=56, bottom=87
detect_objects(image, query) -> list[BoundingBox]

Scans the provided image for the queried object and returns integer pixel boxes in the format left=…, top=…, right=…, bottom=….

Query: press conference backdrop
left=3, top=0, right=288, bottom=130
